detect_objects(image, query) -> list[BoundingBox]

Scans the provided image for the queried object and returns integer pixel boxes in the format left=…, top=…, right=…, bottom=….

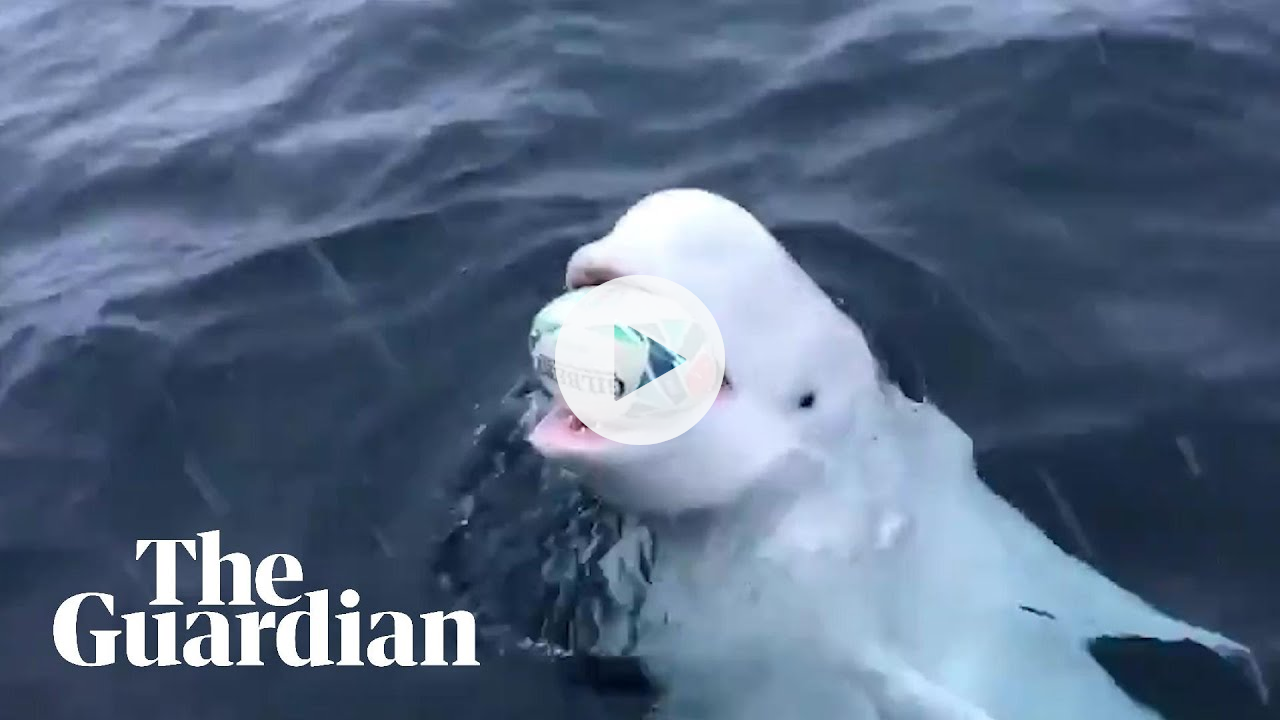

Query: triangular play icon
left=615, top=323, right=687, bottom=400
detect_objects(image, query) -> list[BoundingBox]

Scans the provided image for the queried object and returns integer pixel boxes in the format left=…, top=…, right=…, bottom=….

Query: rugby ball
left=528, top=288, right=668, bottom=401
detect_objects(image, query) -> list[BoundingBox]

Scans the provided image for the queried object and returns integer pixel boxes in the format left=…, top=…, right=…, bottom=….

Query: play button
left=552, top=275, right=726, bottom=445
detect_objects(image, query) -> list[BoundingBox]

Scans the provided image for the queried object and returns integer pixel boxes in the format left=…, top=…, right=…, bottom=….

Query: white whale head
left=529, top=188, right=887, bottom=515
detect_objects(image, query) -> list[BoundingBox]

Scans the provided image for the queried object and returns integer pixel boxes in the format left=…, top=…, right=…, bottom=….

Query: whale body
left=529, top=188, right=1269, bottom=720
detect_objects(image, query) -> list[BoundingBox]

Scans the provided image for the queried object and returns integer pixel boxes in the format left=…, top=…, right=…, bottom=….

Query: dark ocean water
left=2, top=0, right=1280, bottom=718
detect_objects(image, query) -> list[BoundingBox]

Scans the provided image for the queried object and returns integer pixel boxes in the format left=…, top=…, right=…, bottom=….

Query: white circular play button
left=552, top=275, right=726, bottom=446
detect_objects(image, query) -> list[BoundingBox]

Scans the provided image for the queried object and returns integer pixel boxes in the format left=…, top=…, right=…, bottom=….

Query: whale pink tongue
left=529, top=398, right=605, bottom=451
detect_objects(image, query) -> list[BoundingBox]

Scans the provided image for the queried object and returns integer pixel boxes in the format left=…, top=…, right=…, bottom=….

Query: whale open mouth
left=529, top=264, right=732, bottom=453
left=529, top=397, right=605, bottom=452
left=531, top=374, right=733, bottom=451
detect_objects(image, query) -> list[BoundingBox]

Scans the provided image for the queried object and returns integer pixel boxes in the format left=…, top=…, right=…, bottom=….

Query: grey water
left=1, top=0, right=1279, bottom=718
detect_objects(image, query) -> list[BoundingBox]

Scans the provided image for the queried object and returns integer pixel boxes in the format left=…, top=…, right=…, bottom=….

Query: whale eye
left=798, top=392, right=816, bottom=410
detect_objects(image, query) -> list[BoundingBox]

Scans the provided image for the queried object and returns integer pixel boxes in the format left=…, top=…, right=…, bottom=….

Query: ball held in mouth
left=527, top=287, right=667, bottom=404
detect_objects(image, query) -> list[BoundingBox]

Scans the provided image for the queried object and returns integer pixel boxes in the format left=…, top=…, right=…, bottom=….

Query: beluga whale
left=527, top=188, right=1270, bottom=720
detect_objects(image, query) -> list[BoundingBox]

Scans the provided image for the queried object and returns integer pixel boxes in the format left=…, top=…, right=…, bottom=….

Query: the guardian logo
left=52, top=531, right=478, bottom=668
